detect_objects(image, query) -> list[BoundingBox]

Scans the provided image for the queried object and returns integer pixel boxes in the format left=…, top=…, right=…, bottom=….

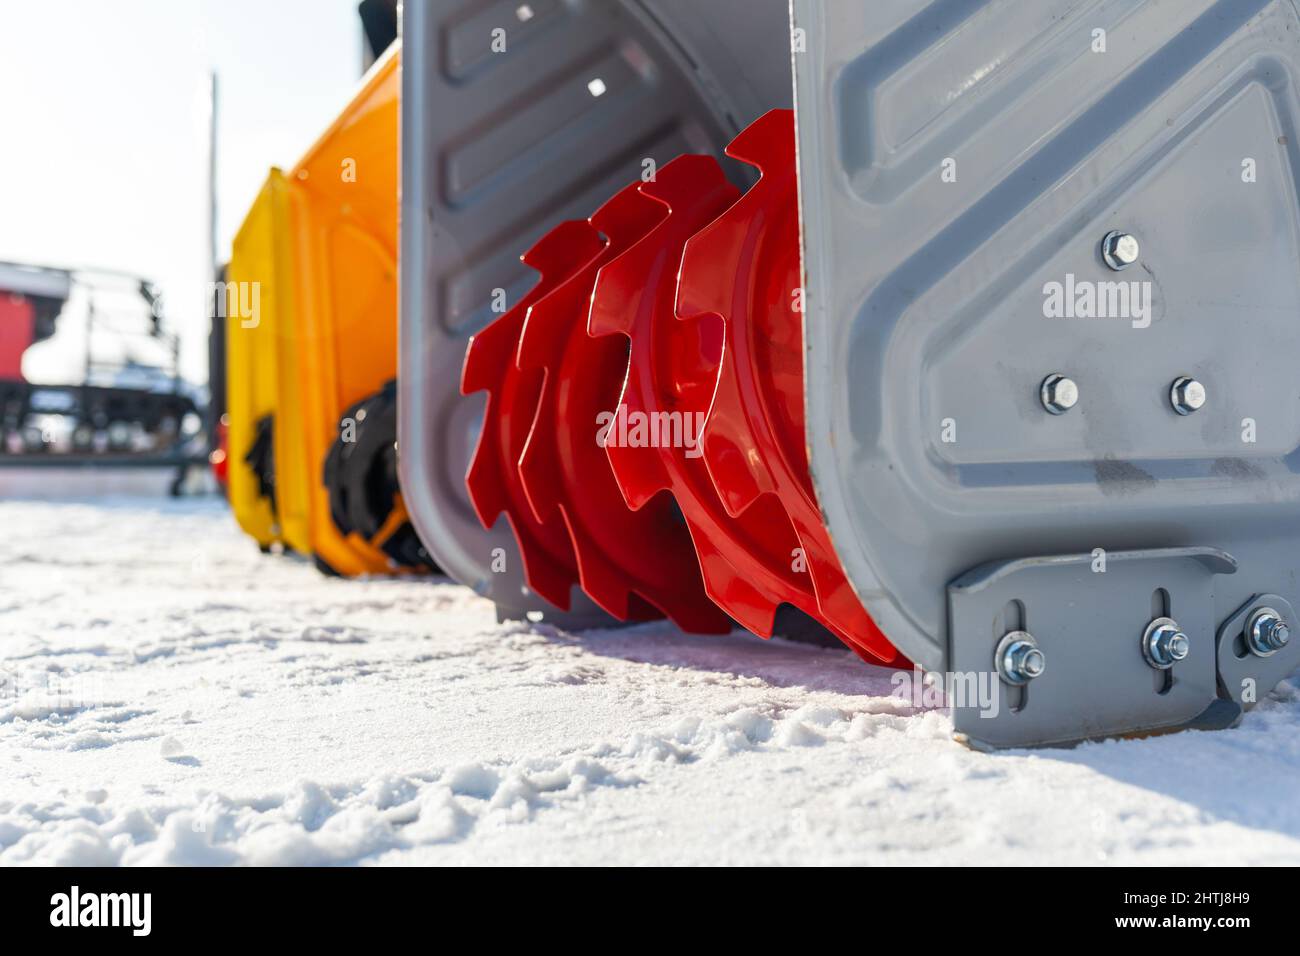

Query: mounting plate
left=948, top=546, right=1237, bottom=749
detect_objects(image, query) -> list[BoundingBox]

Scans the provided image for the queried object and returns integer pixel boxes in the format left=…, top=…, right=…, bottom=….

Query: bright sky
left=0, top=0, right=365, bottom=384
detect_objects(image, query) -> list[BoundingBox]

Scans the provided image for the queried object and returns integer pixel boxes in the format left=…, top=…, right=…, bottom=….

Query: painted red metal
left=514, top=184, right=730, bottom=633
left=461, top=222, right=606, bottom=611
left=673, top=110, right=898, bottom=664
left=0, top=293, right=35, bottom=381
left=588, top=155, right=828, bottom=642
left=460, top=110, right=898, bottom=662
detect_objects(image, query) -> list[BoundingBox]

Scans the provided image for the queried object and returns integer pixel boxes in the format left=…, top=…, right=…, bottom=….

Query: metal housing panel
left=793, top=0, right=1300, bottom=678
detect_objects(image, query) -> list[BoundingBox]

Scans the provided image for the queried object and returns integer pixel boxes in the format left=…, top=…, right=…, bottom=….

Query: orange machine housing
left=285, top=44, right=401, bottom=575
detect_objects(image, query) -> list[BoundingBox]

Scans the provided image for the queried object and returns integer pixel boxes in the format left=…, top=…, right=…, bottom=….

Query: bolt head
left=1248, top=609, right=1290, bottom=657
left=1143, top=617, right=1188, bottom=669
left=1019, top=647, right=1046, bottom=678
left=1102, top=231, right=1140, bottom=270
left=1040, top=374, right=1079, bottom=415
left=996, top=632, right=1045, bottom=685
left=1170, top=376, right=1206, bottom=415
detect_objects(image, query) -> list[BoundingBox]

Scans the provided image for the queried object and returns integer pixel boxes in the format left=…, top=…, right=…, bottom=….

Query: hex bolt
left=995, top=630, right=1046, bottom=686
left=1142, top=616, right=1190, bottom=670
left=1247, top=607, right=1290, bottom=658
left=1170, top=376, right=1206, bottom=416
left=1101, top=230, right=1140, bottom=271
left=1040, top=373, right=1079, bottom=415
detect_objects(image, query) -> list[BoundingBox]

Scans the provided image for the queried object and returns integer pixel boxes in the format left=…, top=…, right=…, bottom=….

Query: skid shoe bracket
left=947, top=547, right=1242, bottom=750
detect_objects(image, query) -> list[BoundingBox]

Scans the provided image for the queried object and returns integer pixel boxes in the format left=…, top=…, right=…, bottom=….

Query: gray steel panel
left=793, top=0, right=1300, bottom=682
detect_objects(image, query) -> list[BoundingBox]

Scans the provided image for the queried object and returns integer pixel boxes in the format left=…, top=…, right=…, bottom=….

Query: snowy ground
left=2, top=495, right=1300, bottom=866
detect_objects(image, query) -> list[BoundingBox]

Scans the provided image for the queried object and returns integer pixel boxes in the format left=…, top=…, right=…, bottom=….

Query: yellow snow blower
left=226, top=45, right=428, bottom=574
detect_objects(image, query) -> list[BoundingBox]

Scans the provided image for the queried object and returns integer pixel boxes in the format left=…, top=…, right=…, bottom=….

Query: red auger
left=462, top=110, right=900, bottom=664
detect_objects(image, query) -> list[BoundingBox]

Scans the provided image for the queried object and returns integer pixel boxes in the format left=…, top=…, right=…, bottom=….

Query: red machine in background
left=0, top=264, right=65, bottom=382
left=0, top=261, right=201, bottom=474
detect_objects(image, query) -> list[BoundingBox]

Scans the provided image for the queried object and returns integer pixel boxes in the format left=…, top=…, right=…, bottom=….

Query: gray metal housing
left=793, top=0, right=1300, bottom=745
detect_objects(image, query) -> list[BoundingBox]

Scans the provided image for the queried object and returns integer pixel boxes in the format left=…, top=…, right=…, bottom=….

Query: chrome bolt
left=1170, top=376, right=1206, bottom=415
left=1101, top=230, right=1140, bottom=271
left=995, top=631, right=1046, bottom=686
left=1247, top=608, right=1290, bottom=658
left=1040, top=373, right=1079, bottom=415
left=1143, top=616, right=1190, bottom=670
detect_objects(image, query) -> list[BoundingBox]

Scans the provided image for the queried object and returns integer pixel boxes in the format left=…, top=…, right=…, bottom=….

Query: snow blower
left=227, top=44, right=429, bottom=575
left=396, top=0, right=1300, bottom=747
left=227, top=170, right=302, bottom=552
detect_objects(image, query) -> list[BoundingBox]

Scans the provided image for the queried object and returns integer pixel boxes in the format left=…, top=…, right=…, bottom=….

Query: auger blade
left=588, top=155, right=822, bottom=640
left=675, top=110, right=899, bottom=664
left=461, top=221, right=606, bottom=611
left=675, top=112, right=794, bottom=518
left=513, top=183, right=731, bottom=634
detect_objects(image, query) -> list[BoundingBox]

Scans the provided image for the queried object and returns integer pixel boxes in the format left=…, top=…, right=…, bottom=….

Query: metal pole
left=204, top=71, right=220, bottom=466
left=206, top=71, right=219, bottom=288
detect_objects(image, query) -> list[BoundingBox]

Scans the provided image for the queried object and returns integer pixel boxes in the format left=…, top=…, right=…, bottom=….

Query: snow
left=3, top=495, right=1300, bottom=866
